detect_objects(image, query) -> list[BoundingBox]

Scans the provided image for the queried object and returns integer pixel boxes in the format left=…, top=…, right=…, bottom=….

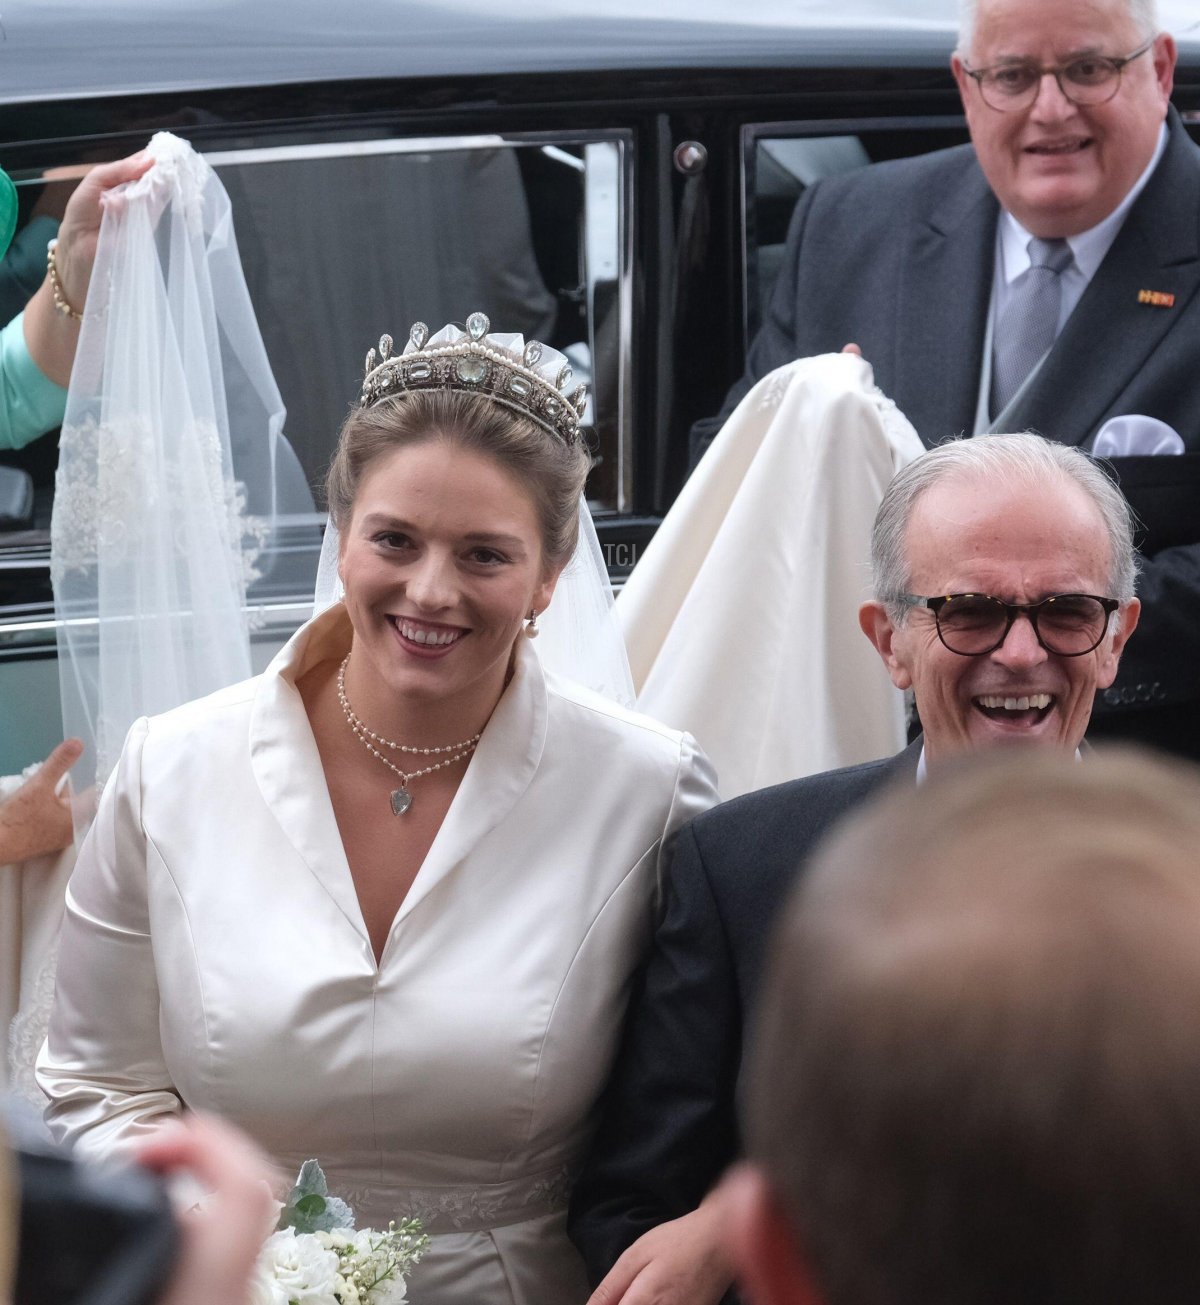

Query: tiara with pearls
left=361, top=311, right=589, bottom=445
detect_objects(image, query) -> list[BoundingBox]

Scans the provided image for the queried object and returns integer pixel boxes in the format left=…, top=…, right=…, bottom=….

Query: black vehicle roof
left=4, top=0, right=1198, bottom=105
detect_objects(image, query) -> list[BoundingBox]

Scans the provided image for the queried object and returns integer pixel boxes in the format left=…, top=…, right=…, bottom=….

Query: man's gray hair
left=872, top=433, right=1138, bottom=618
left=957, top=0, right=1160, bottom=56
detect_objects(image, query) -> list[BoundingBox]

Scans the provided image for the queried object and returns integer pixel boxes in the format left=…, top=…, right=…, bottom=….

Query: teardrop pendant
left=390, top=788, right=413, bottom=816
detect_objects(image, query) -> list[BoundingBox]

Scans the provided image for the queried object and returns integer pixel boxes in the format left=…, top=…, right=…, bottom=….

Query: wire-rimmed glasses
left=900, top=592, right=1120, bottom=657
left=960, top=35, right=1155, bottom=112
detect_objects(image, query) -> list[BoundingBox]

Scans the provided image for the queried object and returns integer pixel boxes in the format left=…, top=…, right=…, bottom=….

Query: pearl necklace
left=337, top=654, right=481, bottom=815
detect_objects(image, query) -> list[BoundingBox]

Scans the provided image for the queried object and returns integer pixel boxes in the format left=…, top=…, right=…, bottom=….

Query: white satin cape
left=37, top=604, right=716, bottom=1305
left=618, top=353, right=926, bottom=798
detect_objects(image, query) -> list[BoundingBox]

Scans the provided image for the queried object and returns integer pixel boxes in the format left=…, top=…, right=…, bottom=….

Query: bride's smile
left=390, top=616, right=468, bottom=654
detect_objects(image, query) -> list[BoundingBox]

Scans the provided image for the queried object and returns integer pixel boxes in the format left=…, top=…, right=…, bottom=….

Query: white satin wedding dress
left=38, top=604, right=717, bottom=1304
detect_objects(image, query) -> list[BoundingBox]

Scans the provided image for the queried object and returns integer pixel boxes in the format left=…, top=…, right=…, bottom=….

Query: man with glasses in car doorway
left=570, top=432, right=1141, bottom=1305
left=690, top=0, right=1199, bottom=762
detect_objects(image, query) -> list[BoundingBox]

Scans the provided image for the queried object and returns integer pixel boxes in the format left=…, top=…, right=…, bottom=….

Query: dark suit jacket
left=568, top=740, right=922, bottom=1285
left=691, top=111, right=1200, bottom=755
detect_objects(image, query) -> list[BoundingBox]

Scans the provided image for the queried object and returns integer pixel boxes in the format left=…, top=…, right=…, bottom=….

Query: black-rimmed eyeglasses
left=900, top=592, right=1120, bottom=657
left=961, top=35, right=1155, bottom=112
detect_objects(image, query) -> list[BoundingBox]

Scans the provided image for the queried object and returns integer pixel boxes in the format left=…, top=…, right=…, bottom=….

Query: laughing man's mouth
left=973, top=693, right=1055, bottom=725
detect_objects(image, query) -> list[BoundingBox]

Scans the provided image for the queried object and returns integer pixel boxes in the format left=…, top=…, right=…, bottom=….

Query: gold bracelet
left=46, top=238, right=82, bottom=321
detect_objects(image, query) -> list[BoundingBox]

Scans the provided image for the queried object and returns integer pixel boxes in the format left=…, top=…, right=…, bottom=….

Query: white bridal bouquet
left=253, top=1161, right=428, bottom=1305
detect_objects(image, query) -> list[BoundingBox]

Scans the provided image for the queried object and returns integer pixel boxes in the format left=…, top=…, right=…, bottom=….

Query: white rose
left=350, top=1229, right=381, bottom=1257
left=261, top=1227, right=341, bottom=1304
left=247, top=1267, right=289, bottom=1305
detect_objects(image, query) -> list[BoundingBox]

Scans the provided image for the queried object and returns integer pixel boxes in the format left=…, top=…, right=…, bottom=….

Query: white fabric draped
left=618, top=353, right=926, bottom=799
left=52, top=131, right=286, bottom=816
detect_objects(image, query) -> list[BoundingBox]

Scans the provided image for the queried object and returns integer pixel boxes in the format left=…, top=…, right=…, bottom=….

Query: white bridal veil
left=52, top=132, right=289, bottom=820
left=8, top=132, right=291, bottom=1107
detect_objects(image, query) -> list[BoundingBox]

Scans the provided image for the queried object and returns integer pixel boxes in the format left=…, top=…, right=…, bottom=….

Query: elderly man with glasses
left=690, top=0, right=1198, bottom=763
left=570, top=433, right=1141, bottom=1305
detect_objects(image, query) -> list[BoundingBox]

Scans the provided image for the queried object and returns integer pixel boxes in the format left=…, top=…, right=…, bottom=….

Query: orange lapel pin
left=1138, top=289, right=1176, bottom=308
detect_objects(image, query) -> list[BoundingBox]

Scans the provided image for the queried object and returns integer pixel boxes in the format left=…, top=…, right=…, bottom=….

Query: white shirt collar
left=999, top=121, right=1169, bottom=285
left=916, top=742, right=1083, bottom=782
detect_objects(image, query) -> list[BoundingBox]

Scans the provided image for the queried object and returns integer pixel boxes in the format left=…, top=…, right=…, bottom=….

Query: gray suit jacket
left=692, top=110, right=1200, bottom=745
left=569, top=741, right=922, bottom=1287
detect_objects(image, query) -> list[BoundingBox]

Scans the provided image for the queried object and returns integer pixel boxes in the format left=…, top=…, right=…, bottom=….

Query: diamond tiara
left=360, top=311, right=588, bottom=446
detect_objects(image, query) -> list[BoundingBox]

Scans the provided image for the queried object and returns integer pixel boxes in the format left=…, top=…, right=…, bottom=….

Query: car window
left=0, top=129, right=633, bottom=550
left=0, top=130, right=633, bottom=775
left=209, top=132, right=632, bottom=516
left=742, top=118, right=971, bottom=346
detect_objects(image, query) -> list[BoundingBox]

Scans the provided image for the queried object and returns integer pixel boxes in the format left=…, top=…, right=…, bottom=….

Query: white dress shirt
left=916, top=743, right=1082, bottom=782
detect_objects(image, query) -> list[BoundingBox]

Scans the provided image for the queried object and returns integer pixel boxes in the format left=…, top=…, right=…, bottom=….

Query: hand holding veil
left=52, top=132, right=290, bottom=822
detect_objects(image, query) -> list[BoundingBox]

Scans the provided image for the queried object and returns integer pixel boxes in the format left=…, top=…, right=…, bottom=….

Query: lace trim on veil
left=7, top=936, right=58, bottom=1113
left=51, top=415, right=267, bottom=588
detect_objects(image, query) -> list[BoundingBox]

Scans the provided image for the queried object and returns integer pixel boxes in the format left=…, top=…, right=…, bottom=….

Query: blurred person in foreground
left=725, top=745, right=1200, bottom=1305
left=571, top=431, right=1141, bottom=1303
left=1, top=1112, right=272, bottom=1305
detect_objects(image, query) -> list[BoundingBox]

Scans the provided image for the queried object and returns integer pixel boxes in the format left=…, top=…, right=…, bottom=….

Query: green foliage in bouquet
left=259, top=1162, right=430, bottom=1304
left=278, top=1159, right=356, bottom=1234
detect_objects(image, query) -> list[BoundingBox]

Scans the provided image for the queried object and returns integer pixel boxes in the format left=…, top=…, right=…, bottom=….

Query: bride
left=37, top=316, right=717, bottom=1304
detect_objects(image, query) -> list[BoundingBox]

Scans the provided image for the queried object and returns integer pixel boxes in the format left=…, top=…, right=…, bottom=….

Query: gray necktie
left=991, top=237, right=1074, bottom=417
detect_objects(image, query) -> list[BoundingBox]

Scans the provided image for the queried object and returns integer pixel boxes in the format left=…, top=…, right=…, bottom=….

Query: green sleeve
left=0, top=311, right=68, bottom=451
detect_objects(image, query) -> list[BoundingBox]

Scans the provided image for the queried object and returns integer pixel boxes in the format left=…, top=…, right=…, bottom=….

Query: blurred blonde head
left=733, top=746, right=1200, bottom=1305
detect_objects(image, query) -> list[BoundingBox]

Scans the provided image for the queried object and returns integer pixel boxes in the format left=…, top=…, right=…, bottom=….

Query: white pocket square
left=1092, top=414, right=1185, bottom=458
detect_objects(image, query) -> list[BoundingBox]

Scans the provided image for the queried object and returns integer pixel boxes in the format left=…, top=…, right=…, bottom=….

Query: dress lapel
left=1001, top=112, right=1200, bottom=447
left=392, top=636, right=548, bottom=926
left=893, top=157, right=998, bottom=447
left=249, top=606, right=367, bottom=944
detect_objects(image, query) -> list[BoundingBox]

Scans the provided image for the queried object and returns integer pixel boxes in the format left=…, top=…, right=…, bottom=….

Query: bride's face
left=339, top=439, right=560, bottom=711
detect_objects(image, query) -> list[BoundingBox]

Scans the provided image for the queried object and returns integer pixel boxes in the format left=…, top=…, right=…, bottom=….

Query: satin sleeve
left=657, top=732, right=719, bottom=894
left=37, top=717, right=183, bottom=1160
